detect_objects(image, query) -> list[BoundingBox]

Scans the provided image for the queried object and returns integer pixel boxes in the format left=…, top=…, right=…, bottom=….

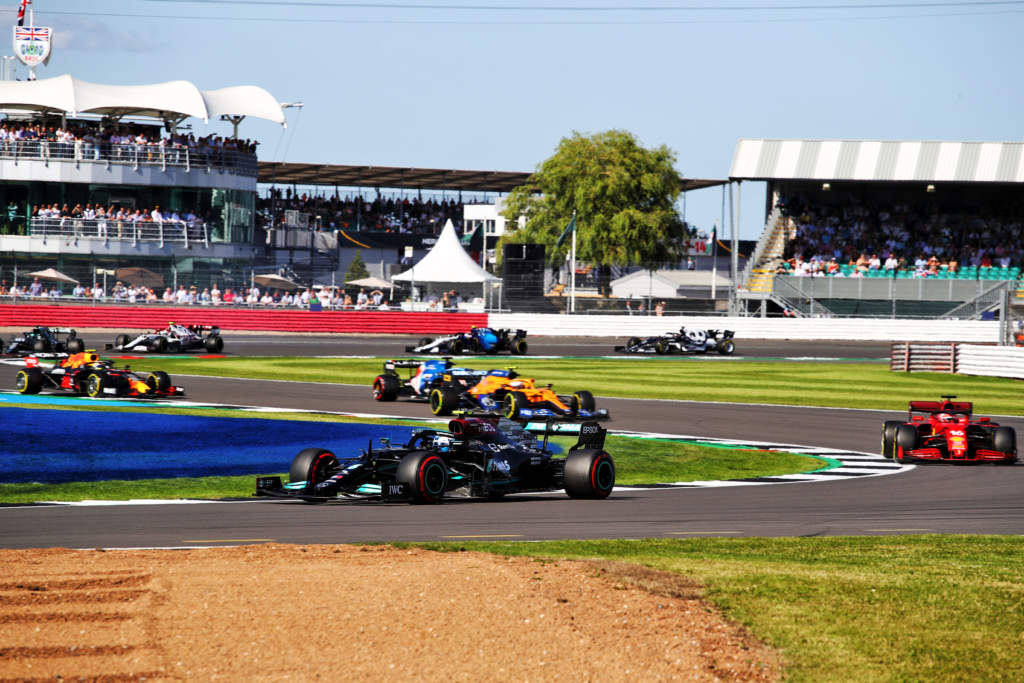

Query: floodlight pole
left=570, top=224, right=577, bottom=314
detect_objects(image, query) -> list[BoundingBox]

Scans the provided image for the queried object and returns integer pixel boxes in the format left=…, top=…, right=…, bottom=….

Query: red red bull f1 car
left=15, top=351, right=185, bottom=398
left=881, top=396, right=1017, bottom=464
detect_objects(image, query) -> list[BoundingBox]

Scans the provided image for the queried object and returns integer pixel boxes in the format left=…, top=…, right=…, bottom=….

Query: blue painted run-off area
left=1, top=407, right=418, bottom=483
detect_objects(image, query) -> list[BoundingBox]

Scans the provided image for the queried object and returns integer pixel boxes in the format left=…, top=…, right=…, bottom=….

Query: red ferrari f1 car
left=881, top=396, right=1017, bottom=464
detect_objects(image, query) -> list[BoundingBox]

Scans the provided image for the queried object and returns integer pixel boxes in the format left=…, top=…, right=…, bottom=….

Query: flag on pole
left=16, top=0, right=30, bottom=27
left=706, top=224, right=716, bottom=248
left=555, top=214, right=576, bottom=249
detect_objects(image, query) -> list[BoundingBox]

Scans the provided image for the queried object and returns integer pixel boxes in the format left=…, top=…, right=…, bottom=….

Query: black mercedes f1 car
left=3, top=326, right=86, bottom=356
left=256, top=416, right=615, bottom=504
left=614, top=327, right=736, bottom=355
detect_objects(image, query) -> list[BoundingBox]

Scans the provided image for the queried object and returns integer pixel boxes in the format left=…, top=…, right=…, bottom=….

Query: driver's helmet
left=936, top=412, right=955, bottom=423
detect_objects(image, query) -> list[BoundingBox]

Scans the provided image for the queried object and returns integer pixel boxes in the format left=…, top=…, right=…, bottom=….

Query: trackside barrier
left=890, top=343, right=957, bottom=372
left=955, top=344, right=1024, bottom=380
left=0, top=304, right=487, bottom=335
left=489, top=313, right=1000, bottom=343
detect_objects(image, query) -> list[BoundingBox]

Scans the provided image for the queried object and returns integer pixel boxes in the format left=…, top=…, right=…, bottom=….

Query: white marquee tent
left=392, top=219, right=499, bottom=304
left=0, top=74, right=285, bottom=125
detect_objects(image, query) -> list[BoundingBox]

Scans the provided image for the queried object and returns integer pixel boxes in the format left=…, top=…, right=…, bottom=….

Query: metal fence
left=0, top=139, right=257, bottom=177
left=29, top=218, right=210, bottom=247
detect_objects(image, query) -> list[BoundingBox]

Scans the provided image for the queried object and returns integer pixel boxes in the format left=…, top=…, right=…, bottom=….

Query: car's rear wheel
left=449, top=339, right=464, bottom=355
left=502, top=391, right=530, bottom=419
left=718, top=340, right=736, bottom=356
left=146, top=371, right=171, bottom=392
left=204, top=335, right=224, bottom=353
left=153, top=336, right=169, bottom=353
left=895, top=425, right=918, bottom=462
left=397, top=451, right=447, bottom=504
left=290, top=447, right=339, bottom=501
left=563, top=449, right=615, bottom=499
left=66, top=338, right=85, bottom=353
left=373, top=374, right=400, bottom=401
left=993, top=427, right=1017, bottom=457
left=32, top=338, right=50, bottom=354
left=15, top=368, right=43, bottom=394
left=512, top=338, right=528, bottom=355
left=881, top=420, right=903, bottom=459
left=570, top=390, right=596, bottom=415
left=429, top=386, right=460, bottom=415
left=85, top=372, right=108, bottom=398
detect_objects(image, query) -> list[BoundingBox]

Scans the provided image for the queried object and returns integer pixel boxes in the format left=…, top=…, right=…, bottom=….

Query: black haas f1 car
left=881, top=396, right=1017, bottom=464
left=405, top=327, right=528, bottom=355
left=15, top=350, right=185, bottom=398
left=3, top=326, right=86, bottom=356
left=614, top=327, right=735, bottom=355
left=427, top=369, right=609, bottom=421
left=256, top=416, right=615, bottom=504
left=107, top=322, right=224, bottom=353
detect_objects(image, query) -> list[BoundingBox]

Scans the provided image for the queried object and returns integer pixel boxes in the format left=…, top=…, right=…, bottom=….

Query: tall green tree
left=500, top=130, right=692, bottom=270
left=345, top=249, right=370, bottom=282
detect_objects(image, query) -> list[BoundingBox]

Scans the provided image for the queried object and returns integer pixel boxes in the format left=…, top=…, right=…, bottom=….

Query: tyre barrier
left=0, top=303, right=488, bottom=334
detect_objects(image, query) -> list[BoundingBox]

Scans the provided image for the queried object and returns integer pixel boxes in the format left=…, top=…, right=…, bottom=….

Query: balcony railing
left=0, top=139, right=257, bottom=177
left=29, top=217, right=209, bottom=248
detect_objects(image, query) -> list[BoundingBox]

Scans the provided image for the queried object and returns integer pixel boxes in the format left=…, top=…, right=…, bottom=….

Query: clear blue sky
left=15, top=0, right=1024, bottom=238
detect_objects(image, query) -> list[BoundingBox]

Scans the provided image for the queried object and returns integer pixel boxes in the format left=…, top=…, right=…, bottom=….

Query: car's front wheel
left=146, top=371, right=171, bottom=392
left=429, top=386, right=460, bottom=415
left=881, top=420, right=903, bottom=459
left=397, top=451, right=447, bottom=504
left=290, top=447, right=339, bottom=500
left=563, top=449, right=615, bottom=499
left=895, top=425, right=918, bottom=462
left=570, top=390, right=595, bottom=415
left=993, top=427, right=1017, bottom=458
left=502, top=391, right=530, bottom=419
left=85, top=372, right=108, bottom=398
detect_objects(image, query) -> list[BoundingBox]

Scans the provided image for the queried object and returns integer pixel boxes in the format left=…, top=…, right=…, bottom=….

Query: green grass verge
left=118, top=356, right=1024, bottom=415
left=406, top=536, right=1024, bottom=682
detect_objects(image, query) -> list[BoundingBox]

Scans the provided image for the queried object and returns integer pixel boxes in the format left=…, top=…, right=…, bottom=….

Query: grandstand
left=730, top=139, right=1024, bottom=320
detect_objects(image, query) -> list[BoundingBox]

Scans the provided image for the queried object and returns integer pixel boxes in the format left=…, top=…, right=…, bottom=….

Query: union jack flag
left=16, top=0, right=30, bottom=27
left=15, top=26, right=48, bottom=42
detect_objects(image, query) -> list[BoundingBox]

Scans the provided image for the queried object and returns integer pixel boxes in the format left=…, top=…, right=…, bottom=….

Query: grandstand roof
left=0, top=74, right=285, bottom=124
left=730, top=139, right=1024, bottom=184
left=258, top=161, right=726, bottom=193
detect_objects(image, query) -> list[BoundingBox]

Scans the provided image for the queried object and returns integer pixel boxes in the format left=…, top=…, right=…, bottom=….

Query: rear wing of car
left=523, top=420, right=607, bottom=451
left=909, top=400, right=973, bottom=415
left=383, top=358, right=455, bottom=371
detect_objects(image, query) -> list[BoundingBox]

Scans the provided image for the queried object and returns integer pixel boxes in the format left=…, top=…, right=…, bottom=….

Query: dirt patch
left=0, top=545, right=780, bottom=681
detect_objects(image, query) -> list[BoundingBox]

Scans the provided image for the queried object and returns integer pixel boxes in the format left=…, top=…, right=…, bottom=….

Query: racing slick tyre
left=717, top=340, right=736, bottom=356
left=32, top=338, right=51, bottom=354
left=146, top=371, right=171, bottom=393
left=429, top=386, right=461, bottom=415
left=397, top=451, right=448, bottom=504
left=449, top=339, right=465, bottom=355
left=881, top=420, right=903, bottom=459
left=66, top=338, right=85, bottom=353
left=85, top=371, right=108, bottom=398
left=204, top=335, right=224, bottom=353
left=372, top=374, right=401, bottom=401
left=15, top=368, right=43, bottom=394
left=895, top=425, right=918, bottom=463
left=655, top=339, right=672, bottom=355
left=511, top=338, right=528, bottom=355
left=570, top=390, right=596, bottom=415
left=563, top=449, right=615, bottom=499
left=114, top=334, right=130, bottom=349
left=290, top=447, right=339, bottom=501
left=993, top=427, right=1017, bottom=458
left=153, top=336, right=169, bottom=354
left=502, top=391, right=530, bottom=419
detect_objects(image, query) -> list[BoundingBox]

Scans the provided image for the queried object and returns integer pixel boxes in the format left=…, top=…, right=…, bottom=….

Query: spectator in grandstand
left=92, top=282, right=104, bottom=299
left=223, top=288, right=236, bottom=304
left=28, top=277, right=43, bottom=297
left=211, top=283, right=222, bottom=304
left=356, top=288, right=369, bottom=309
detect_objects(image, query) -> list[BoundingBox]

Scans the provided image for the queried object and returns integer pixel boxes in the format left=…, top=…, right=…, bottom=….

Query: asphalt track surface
left=1, top=335, right=1022, bottom=549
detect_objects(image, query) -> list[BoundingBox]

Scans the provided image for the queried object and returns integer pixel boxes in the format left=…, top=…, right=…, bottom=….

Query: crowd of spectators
left=260, top=188, right=468, bottom=234
left=777, top=195, right=1024, bottom=278
left=0, top=118, right=258, bottom=162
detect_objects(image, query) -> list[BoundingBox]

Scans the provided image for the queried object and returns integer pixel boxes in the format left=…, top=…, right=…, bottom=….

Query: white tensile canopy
left=392, top=219, right=499, bottom=306
left=0, top=74, right=285, bottom=125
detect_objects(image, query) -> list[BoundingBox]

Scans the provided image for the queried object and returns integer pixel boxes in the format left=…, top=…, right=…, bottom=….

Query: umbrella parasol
left=254, top=274, right=301, bottom=290
left=27, top=268, right=78, bottom=284
left=345, top=275, right=393, bottom=289
left=116, top=267, right=165, bottom=289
